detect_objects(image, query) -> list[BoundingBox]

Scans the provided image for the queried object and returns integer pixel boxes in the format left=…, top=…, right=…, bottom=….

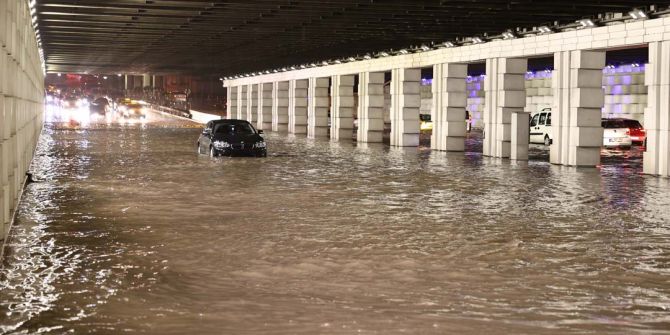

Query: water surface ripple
left=1, top=113, right=669, bottom=334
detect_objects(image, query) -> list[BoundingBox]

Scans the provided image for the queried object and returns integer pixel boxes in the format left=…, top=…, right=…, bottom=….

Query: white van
left=529, top=108, right=552, bottom=146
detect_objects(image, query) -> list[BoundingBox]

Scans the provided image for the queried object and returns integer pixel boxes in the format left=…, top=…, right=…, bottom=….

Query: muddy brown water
left=1, top=109, right=669, bottom=334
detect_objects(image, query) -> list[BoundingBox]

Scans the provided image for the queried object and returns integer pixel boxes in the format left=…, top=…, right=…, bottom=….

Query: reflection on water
left=1, top=110, right=669, bottom=334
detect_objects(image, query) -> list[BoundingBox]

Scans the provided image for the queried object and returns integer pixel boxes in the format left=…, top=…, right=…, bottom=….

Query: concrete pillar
left=511, top=112, right=530, bottom=160
left=227, top=86, right=237, bottom=119
left=257, top=83, right=273, bottom=130
left=644, top=41, right=670, bottom=177
left=248, top=84, right=258, bottom=124
left=308, top=77, right=330, bottom=138
left=124, top=75, right=131, bottom=91
left=238, top=86, right=247, bottom=120
left=390, top=68, right=420, bottom=146
left=357, top=72, right=385, bottom=143
left=550, top=50, right=604, bottom=167
left=330, top=75, right=355, bottom=141
left=288, top=79, right=308, bottom=134
left=484, top=58, right=527, bottom=158
left=142, top=74, right=151, bottom=88
left=272, top=81, right=289, bottom=132
left=432, top=63, right=467, bottom=151
left=152, top=75, right=157, bottom=88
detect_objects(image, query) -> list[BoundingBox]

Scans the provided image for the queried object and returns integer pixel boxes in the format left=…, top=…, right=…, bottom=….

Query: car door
left=529, top=114, right=541, bottom=143
left=537, top=112, right=547, bottom=143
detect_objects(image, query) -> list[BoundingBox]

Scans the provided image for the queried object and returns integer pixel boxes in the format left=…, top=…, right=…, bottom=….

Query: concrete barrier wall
left=190, top=110, right=222, bottom=124
left=0, top=0, right=45, bottom=243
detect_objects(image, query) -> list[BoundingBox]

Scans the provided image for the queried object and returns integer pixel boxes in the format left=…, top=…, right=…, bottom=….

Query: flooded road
left=1, top=109, right=669, bottom=334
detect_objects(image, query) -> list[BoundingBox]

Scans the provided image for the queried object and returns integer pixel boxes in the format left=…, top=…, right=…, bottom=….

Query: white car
left=530, top=109, right=633, bottom=148
left=602, top=119, right=633, bottom=147
left=529, top=108, right=552, bottom=146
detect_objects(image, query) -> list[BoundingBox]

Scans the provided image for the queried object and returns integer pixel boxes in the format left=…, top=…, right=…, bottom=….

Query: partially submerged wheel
left=209, top=146, right=218, bottom=157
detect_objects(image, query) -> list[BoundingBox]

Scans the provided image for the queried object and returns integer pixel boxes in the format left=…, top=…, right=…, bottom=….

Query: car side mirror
left=258, top=130, right=264, bottom=134
left=203, top=129, right=211, bottom=135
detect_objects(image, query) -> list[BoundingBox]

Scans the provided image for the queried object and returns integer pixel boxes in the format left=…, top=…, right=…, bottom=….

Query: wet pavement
left=1, top=107, right=669, bottom=334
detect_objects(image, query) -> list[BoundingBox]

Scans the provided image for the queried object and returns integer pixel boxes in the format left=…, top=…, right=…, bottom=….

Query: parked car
left=197, top=119, right=267, bottom=157
left=602, top=118, right=633, bottom=147
left=529, top=108, right=552, bottom=146
left=419, top=114, right=433, bottom=131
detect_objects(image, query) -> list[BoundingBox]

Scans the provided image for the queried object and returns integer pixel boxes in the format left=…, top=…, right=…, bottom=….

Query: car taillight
left=626, top=128, right=630, bottom=135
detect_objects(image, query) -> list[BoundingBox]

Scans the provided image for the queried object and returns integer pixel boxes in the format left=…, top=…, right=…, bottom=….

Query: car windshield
left=602, top=119, right=628, bottom=128
left=214, top=122, right=256, bottom=135
left=623, top=119, right=642, bottom=128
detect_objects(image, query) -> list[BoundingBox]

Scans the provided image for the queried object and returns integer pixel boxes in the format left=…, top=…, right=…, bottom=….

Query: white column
left=644, top=41, right=670, bottom=177
left=390, top=68, right=421, bottom=146
left=288, top=79, right=308, bottom=134
left=308, top=77, right=330, bottom=138
left=257, top=83, right=273, bottom=130
left=142, top=74, right=151, bottom=88
left=511, top=112, right=530, bottom=160
left=247, top=84, right=258, bottom=124
left=330, top=75, right=355, bottom=141
left=484, top=58, right=527, bottom=158
left=551, top=50, right=604, bottom=167
left=227, top=86, right=237, bottom=119
left=358, top=72, right=385, bottom=143
left=272, top=81, right=289, bottom=132
left=432, top=63, right=467, bottom=151
left=238, top=85, right=247, bottom=120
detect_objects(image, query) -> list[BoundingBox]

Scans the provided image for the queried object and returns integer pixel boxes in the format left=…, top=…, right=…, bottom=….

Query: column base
left=392, top=133, right=419, bottom=147
left=358, top=131, right=383, bottom=143
left=309, top=127, right=329, bottom=138
left=332, top=128, right=353, bottom=141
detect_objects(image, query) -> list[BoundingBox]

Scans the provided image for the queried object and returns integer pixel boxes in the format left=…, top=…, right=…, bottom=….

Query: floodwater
left=1, top=107, right=669, bottom=334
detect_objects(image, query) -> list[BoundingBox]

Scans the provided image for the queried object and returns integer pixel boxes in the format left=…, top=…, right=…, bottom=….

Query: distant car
left=197, top=120, right=267, bottom=157
left=119, top=103, right=147, bottom=119
left=89, top=97, right=110, bottom=116
left=529, top=108, right=552, bottom=146
left=602, top=119, right=633, bottom=148
left=419, top=114, right=433, bottom=131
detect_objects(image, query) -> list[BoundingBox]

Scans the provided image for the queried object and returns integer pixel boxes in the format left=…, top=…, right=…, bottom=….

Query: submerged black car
left=197, top=119, right=267, bottom=157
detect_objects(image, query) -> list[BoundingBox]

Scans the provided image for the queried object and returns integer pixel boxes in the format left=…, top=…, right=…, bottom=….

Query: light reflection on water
left=1, top=111, right=670, bottom=334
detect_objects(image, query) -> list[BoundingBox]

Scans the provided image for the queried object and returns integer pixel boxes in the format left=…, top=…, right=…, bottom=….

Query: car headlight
left=253, top=141, right=266, bottom=148
left=213, top=141, right=231, bottom=149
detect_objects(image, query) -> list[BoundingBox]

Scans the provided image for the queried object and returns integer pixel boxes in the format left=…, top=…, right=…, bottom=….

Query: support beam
left=432, top=63, right=467, bottom=151
left=484, top=58, right=527, bottom=158
left=550, top=50, right=604, bottom=167
left=227, top=86, right=237, bottom=119
left=358, top=72, right=385, bottom=143
left=330, top=75, right=355, bottom=141
left=511, top=112, right=530, bottom=160
left=308, top=77, right=330, bottom=138
left=257, top=83, right=273, bottom=130
left=644, top=41, right=670, bottom=177
left=288, top=79, right=308, bottom=134
left=272, top=81, right=289, bottom=132
left=248, top=84, right=258, bottom=124
left=390, top=68, right=420, bottom=147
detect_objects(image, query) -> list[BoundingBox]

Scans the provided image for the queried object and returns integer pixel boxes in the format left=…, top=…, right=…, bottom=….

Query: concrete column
left=390, top=68, right=421, bottom=146
left=551, top=50, right=604, bottom=167
left=152, top=75, right=157, bottom=88
left=644, top=41, right=670, bottom=177
left=227, top=86, right=238, bottom=119
left=432, top=63, right=467, bottom=151
left=357, top=72, right=385, bottom=143
left=308, top=77, right=330, bottom=138
left=511, top=112, right=530, bottom=160
left=142, top=74, right=151, bottom=88
left=248, top=84, right=258, bottom=124
left=288, top=79, right=308, bottom=134
left=237, top=86, right=248, bottom=120
left=330, top=75, right=355, bottom=141
left=272, top=81, right=289, bottom=132
left=257, top=83, right=273, bottom=130
left=484, top=58, right=527, bottom=158
left=124, top=75, right=131, bottom=90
